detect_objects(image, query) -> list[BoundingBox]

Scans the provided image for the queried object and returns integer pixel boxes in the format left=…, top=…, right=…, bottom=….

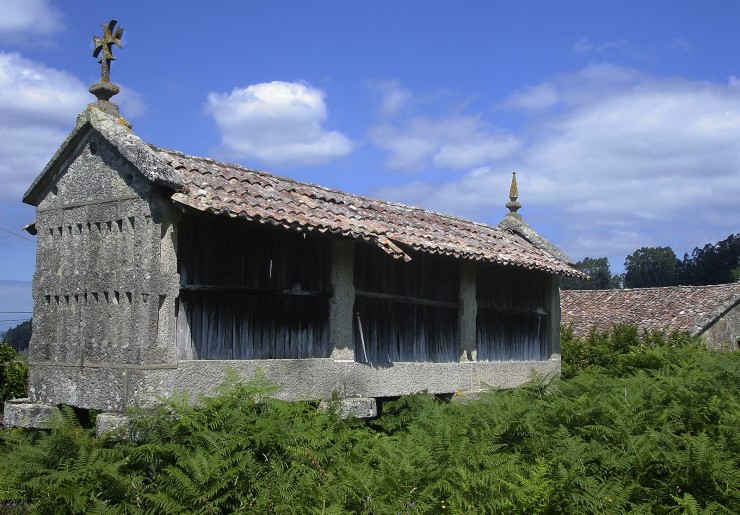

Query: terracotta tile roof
left=561, top=283, right=740, bottom=337
left=152, top=147, right=583, bottom=277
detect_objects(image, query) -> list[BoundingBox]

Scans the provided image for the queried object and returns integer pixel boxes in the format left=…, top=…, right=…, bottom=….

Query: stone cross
left=93, top=20, right=123, bottom=83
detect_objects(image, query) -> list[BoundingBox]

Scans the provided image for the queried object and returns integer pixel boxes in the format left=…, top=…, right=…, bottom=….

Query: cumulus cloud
left=369, top=115, right=522, bottom=172
left=0, top=52, right=88, bottom=199
left=206, top=81, right=353, bottom=167
left=377, top=65, right=740, bottom=270
left=0, top=0, right=63, bottom=41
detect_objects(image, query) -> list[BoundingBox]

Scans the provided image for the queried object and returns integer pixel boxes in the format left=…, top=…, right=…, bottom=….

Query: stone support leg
left=458, top=261, right=477, bottom=361
left=329, top=240, right=355, bottom=360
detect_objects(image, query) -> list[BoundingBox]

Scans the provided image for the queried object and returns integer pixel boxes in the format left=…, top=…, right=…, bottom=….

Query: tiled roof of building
left=153, top=146, right=583, bottom=277
left=560, top=283, right=740, bottom=337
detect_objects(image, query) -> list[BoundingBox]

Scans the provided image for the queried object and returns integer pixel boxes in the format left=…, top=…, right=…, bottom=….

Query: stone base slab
left=25, top=358, right=561, bottom=412
left=3, top=398, right=57, bottom=428
left=319, top=397, right=378, bottom=419
left=95, top=412, right=132, bottom=439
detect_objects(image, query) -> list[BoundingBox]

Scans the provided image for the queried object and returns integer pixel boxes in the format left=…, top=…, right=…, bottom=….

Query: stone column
left=329, top=240, right=355, bottom=360
left=549, top=276, right=562, bottom=358
left=458, top=261, right=477, bottom=362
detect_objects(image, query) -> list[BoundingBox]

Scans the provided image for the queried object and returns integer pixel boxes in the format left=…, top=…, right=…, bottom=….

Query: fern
left=1, top=326, right=738, bottom=512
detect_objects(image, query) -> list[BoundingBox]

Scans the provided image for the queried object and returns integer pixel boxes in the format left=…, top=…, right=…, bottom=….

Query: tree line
left=562, top=232, right=740, bottom=290
left=1, top=320, right=31, bottom=354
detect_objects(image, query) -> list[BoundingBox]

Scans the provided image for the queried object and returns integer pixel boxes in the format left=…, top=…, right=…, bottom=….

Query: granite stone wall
left=28, top=131, right=180, bottom=411
left=702, top=302, right=740, bottom=350
left=20, top=129, right=562, bottom=415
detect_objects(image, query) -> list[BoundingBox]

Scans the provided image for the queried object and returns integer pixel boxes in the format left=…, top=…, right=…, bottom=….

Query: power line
left=0, top=227, right=34, bottom=242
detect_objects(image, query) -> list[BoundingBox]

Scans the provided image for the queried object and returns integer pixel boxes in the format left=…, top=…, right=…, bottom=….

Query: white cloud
left=573, top=38, right=655, bottom=62
left=0, top=0, right=63, bottom=41
left=574, top=38, right=628, bottom=54
left=376, top=65, right=740, bottom=271
left=206, top=81, right=354, bottom=167
left=0, top=52, right=88, bottom=200
left=367, top=79, right=413, bottom=117
left=669, top=37, right=695, bottom=55
left=369, top=115, right=522, bottom=172
left=116, top=85, right=147, bottom=118
left=500, top=83, right=559, bottom=112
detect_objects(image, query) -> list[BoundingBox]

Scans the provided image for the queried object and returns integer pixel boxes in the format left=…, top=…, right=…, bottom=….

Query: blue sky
left=1, top=0, right=740, bottom=331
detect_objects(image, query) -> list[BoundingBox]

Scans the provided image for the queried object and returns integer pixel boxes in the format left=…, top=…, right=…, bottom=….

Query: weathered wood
left=179, top=290, right=330, bottom=359
left=353, top=244, right=459, bottom=363
left=354, top=244, right=458, bottom=302
left=177, top=214, right=332, bottom=360
left=179, top=284, right=329, bottom=297
left=355, top=289, right=459, bottom=309
left=354, top=299, right=457, bottom=363
left=476, top=263, right=552, bottom=361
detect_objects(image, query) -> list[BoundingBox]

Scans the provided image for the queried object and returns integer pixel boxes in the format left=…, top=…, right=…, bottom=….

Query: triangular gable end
left=23, top=107, right=183, bottom=208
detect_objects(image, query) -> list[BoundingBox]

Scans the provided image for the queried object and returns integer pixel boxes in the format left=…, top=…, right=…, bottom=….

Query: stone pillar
left=329, top=240, right=355, bottom=360
left=549, top=276, right=562, bottom=358
left=458, top=261, right=477, bottom=362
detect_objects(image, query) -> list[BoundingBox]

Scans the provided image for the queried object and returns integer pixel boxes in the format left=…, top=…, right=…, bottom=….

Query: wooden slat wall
left=476, top=311, right=549, bottom=361
left=177, top=215, right=331, bottom=360
left=354, top=244, right=459, bottom=302
left=353, top=245, right=459, bottom=363
left=179, top=216, right=331, bottom=292
left=180, top=292, right=329, bottom=359
left=476, top=264, right=551, bottom=361
left=354, top=297, right=457, bottom=362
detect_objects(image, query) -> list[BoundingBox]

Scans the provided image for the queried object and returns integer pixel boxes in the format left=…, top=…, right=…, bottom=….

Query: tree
left=677, top=233, right=740, bottom=285
left=561, top=257, right=613, bottom=290
left=611, top=274, right=623, bottom=289
left=623, top=247, right=679, bottom=288
left=3, top=319, right=32, bottom=353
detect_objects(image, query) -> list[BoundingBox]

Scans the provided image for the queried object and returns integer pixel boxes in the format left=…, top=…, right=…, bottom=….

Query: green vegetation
left=563, top=233, right=740, bottom=290
left=560, top=257, right=616, bottom=290
left=1, top=328, right=739, bottom=513
left=1, top=320, right=32, bottom=354
left=678, top=233, right=740, bottom=286
left=623, top=246, right=680, bottom=289
left=0, top=342, right=28, bottom=407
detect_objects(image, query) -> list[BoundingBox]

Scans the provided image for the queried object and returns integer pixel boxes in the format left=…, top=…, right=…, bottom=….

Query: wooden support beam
left=179, top=284, right=330, bottom=297
left=355, top=289, right=459, bottom=310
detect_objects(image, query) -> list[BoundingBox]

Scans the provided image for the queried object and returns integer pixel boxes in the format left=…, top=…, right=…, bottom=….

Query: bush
left=0, top=342, right=28, bottom=405
left=561, top=323, right=702, bottom=378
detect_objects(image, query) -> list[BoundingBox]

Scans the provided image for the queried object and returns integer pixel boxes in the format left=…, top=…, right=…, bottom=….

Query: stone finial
left=88, top=20, right=130, bottom=127
left=505, top=172, right=522, bottom=218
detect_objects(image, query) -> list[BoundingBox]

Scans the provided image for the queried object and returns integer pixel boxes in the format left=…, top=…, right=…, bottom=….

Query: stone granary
left=5, top=21, right=583, bottom=426
left=561, top=283, right=740, bottom=350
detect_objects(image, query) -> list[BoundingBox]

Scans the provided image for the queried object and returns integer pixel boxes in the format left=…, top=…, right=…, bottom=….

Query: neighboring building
left=4, top=29, right=583, bottom=426
left=561, top=283, right=740, bottom=350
